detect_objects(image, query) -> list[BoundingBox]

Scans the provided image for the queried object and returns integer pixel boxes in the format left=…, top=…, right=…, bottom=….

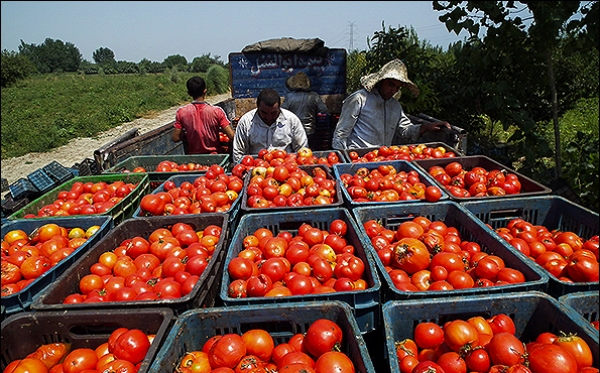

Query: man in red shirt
left=172, top=76, right=235, bottom=154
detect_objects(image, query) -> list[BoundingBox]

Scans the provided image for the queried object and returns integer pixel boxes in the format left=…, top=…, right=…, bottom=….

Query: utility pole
left=348, top=21, right=356, bottom=51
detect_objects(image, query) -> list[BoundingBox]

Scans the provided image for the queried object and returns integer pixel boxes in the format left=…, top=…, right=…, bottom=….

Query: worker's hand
left=420, top=121, right=451, bottom=135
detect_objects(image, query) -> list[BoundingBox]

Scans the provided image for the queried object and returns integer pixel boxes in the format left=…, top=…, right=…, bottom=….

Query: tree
left=206, top=64, right=230, bottom=95
left=433, top=1, right=599, bottom=179
left=163, top=54, right=187, bottom=70
left=93, top=47, right=116, bottom=67
left=190, top=54, right=214, bottom=72
left=18, top=38, right=82, bottom=73
left=1, top=49, right=36, bottom=87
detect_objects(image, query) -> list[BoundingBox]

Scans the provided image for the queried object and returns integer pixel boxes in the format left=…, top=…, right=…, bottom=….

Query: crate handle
left=488, top=208, right=525, bottom=221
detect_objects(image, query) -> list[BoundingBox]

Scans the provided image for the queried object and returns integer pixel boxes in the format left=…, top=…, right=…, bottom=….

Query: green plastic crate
left=1, top=308, right=174, bottom=373
left=8, top=173, right=149, bottom=226
left=462, top=195, right=599, bottom=297
left=148, top=301, right=375, bottom=373
left=383, top=292, right=599, bottom=371
left=104, top=154, right=231, bottom=189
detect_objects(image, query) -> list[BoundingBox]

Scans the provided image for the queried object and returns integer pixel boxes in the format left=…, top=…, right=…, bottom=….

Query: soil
left=1, top=92, right=233, bottom=187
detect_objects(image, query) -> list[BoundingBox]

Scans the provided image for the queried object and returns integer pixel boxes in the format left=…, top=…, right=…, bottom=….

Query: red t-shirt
left=173, top=102, right=230, bottom=154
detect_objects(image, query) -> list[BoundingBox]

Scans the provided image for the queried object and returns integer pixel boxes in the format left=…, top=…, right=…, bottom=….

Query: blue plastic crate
left=559, top=291, right=599, bottom=341
left=9, top=178, right=39, bottom=200
left=8, top=173, right=149, bottom=226
left=462, top=195, right=599, bottom=297
left=340, top=142, right=463, bottom=163
left=30, top=214, right=228, bottom=316
left=42, top=161, right=75, bottom=185
left=131, top=173, right=241, bottom=234
left=219, top=207, right=381, bottom=334
left=352, top=201, right=549, bottom=302
left=148, top=301, right=375, bottom=373
left=333, top=160, right=450, bottom=208
left=412, top=155, right=552, bottom=201
left=1, top=308, right=174, bottom=373
left=27, top=169, right=57, bottom=194
left=104, top=153, right=231, bottom=189
left=1, top=215, right=113, bottom=317
left=383, top=292, right=599, bottom=371
left=241, top=164, right=344, bottom=213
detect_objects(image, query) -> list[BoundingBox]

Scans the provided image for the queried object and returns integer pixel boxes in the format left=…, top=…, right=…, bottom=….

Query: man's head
left=360, top=59, right=419, bottom=99
left=377, top=79, right=404, bottom=100
left=256, top=88, right=281, bottom=125
left=186, top=76, right=207, bottom=99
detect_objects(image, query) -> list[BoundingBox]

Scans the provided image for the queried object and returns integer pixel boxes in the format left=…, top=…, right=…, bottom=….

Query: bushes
left=1, top=49, right=36, bottom=88
left=205, top=64, right=230, bottom=95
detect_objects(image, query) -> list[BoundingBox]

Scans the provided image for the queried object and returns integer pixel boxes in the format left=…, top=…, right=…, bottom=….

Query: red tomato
left=487, top=313, right=516, bottom=335
left=242, top=329, right=275, bottom=363
left=62, top=348, right=98, bottom=373
left=392, top=238, right=430, bottom=274
left=112, top=329, right=151, bottom=364
left=314, top=351, right=354, bottom=373
left=485, top=332, right=526, bottom=366
left=208, top=333, right=247, bottom=369
left=553, top=334, right=593, bottom=369
left=527, top=343, right=578, bottom=373
left=413, top=321, right=444, bottom=349
left=304, top=319, right=343, bottom=359
left=443, top=319, right=480, bottom=352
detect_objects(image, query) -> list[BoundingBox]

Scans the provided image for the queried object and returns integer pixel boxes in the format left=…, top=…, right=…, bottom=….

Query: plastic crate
left=9, top=178, right=39, bottom=200
left=412, top=155, right=552, bottom=201
left=340, top=142, right=463, bottom=163
left=131, top=174, right=241, bottom=234
left=219, top=207, right=381, bottom=334
left=31, top=214, right=228, bottom=316
left=241, top=164, right=344, bottom=213
left=76, top=157, right=100, bottom=176
left=148, top=301, right=375, bottom=373
left=0, top=308, right=174, bottom=373
left=1, top=216, right=113, bottom=317
left=332, top=160, right=450, bottom=208
left=559, top=291, right=599, bottom=340
left=233, top=149, right=346, bottom=166
left=8, top=173, right=149, bottom=225
left=0, top=195, right=30, bottom=216
left=27, top=169, right=57, bottom=194
left=1, top=178, right=8, bottom=193
left=104, top=154, right=231, bottom=189
left=42, top=161, right=75, bottom=185
left=462, top=195, right=599, bottom=296
left=352, top=201, right=549, bottom=302
left=383, top=291, right=599, bottom=371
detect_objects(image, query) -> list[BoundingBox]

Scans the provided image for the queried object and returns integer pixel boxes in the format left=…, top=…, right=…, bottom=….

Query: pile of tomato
left=59, top=222, right=222, bottom=303
left=491, top=218, right=599, bottom=283
left=424, top=161, right=523, bottom=198
left=394, top=312, right=595, bottom=373
left=3, top=327, right=155, bottom=373
left=1, top=223, right=100, bottom=297
left=174, top=318, right=356, bottom=373
left=227, top=219, right=368, bottom=298
left=245, top=165, right=338, bottom=208
left=363, top=216, right=528, bottom=292
left=126, top=160, right=212, bottom=173
left=347, top=144, right=457, bottom=163
left=22, top=180, right=138, bottom=218
left=231, top=147, right=342, bottom=180
left=338, top=164, right=443, bottom=203
left=139, top=164, right=243, bottom=215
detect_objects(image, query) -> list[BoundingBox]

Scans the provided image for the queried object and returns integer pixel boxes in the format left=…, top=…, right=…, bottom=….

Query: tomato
left=208, top=333, right=247, bottom=369
left=487, top=313, right=516, bottom=335
left=424, top=186, right=443, bottom=202
left=527, top=343, right=578, bottom=373
left=333, top=254, right=365, bottom=282
left=314, top=351, right=354, bottom=373
left=566, top=256, right=599, bottom=282
left=464, top=347, right=491, bottom=372
left=485, top=332, right=526, bottom=366
left=553, top=334, right=593, bottom=369
left=62, top=348, right=98, bottom=373
left=413, top=321, right=444, bottom=349
left=437, top=351, right=467, bottom=373
left=412, top=361, right=446, bottom=373
left=392, top=238, right=430, bottom=274
left=241, top=329, right=275, bottom=363
left=111, top=328, right=151, bottom=364
left=246, top=274, right=273, bottom=297
left=304, top=319, right=343, bottom=359
left=444, top=319, right=480, bottom=352
left=396, top=221, right=425, bottom=240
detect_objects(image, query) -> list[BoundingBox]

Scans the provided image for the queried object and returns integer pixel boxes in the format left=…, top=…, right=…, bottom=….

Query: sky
left=1, top=1, right=470, bottom=64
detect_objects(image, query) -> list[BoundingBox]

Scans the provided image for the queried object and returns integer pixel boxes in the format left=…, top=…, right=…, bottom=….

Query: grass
left=1, top=72, right=203, bottom=159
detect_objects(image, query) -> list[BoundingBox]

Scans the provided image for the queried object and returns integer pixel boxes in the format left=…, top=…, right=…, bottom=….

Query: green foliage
left=1, top=72, right=199, bottom=159
left=92, top=47, right=116, bottom=67
left=163, top=54, right=188, bottom=70
left=190, top=53, right=222, bottom=73
left=346, top=50, right=367, bottom=94
left=1, top=49, right=36, bottom=88
left=205, top=64, right=230, bottom=95
left=18, top=38, right=82, bottom=73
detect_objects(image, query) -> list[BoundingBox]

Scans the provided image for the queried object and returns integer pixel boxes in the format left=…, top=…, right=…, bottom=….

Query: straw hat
left=285, top=72, right=311, bottom=91
left=360, top=59, right=419, bottom=97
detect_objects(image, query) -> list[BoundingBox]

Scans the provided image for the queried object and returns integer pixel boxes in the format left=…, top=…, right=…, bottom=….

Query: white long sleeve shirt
left=232, top=108, right=308, bottom=163
left=331, top=88, right=420, bottom=150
